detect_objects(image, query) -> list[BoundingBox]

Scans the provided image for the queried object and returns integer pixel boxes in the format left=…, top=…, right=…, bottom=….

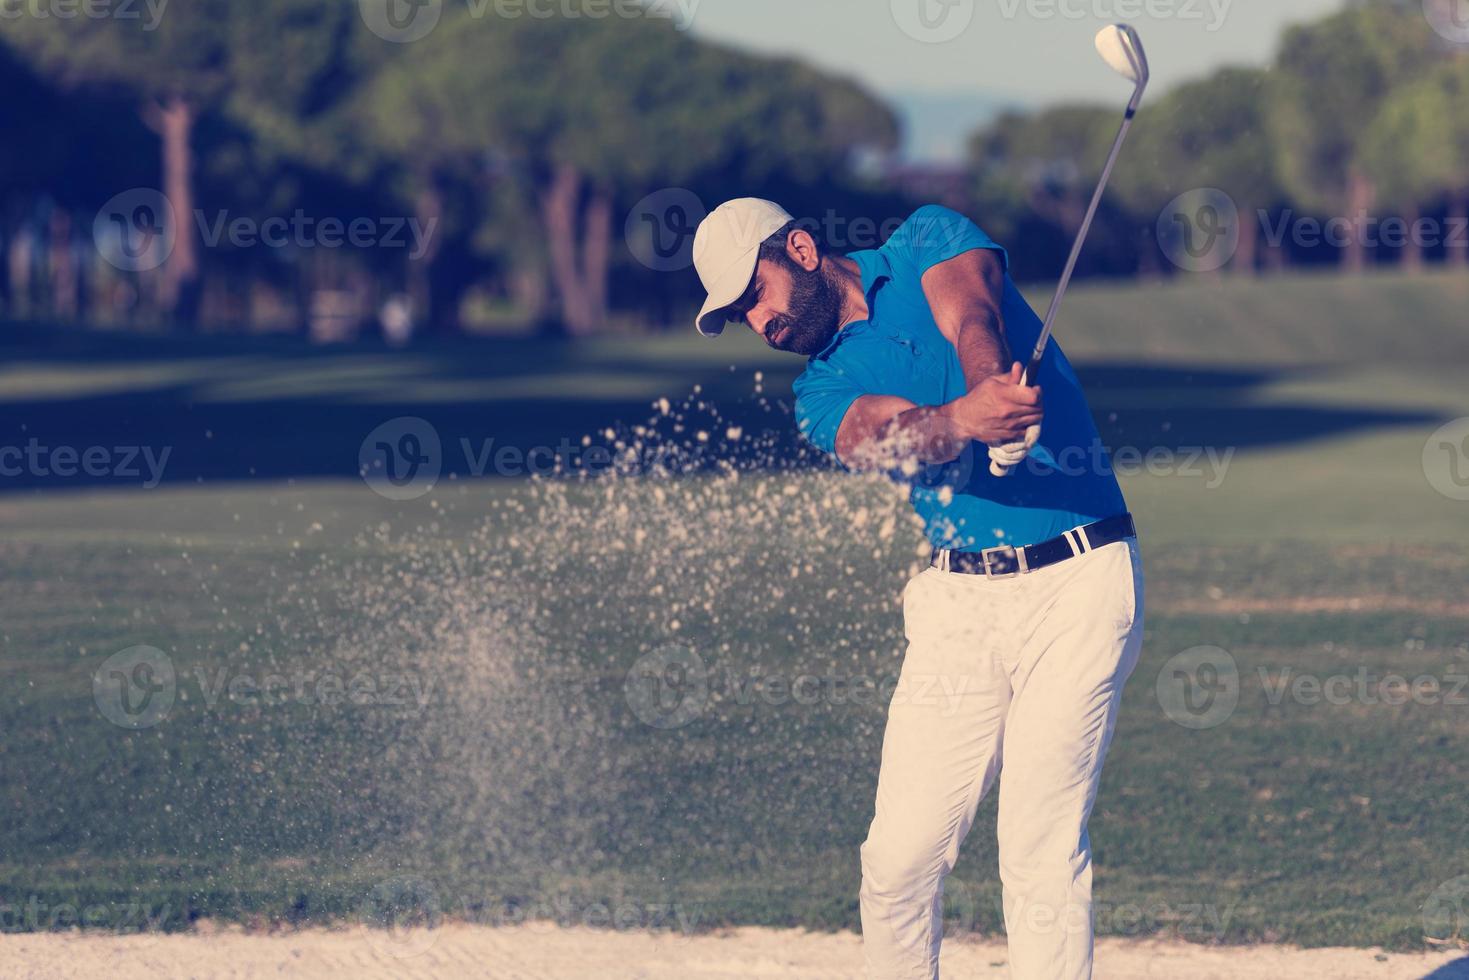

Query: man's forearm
left=953, top=313, right=1012, bottom=391
left=850, top=399, right=972, bottom=471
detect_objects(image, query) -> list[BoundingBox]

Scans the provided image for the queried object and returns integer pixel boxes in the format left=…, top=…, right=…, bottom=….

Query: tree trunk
left=1401, top=201, right=1424, bottom=274
left=1342, top=171, right=1374, bottom=275
left=1232, top=204, right=1258, bottom=276
left=7, top=224, right=32, bottom=319
left=510, top=261, right=549, bottom=324
left=1260, top=209, right=1288, bottom=274
left=581, top=189, right=611, bottom=331
left=539, top=162, right=596, bottom=335
left=143, top=95, right=200, bottom=327
left=1451, top=193, right=1469, bottom=270
left=408, top=184, right=447, bottom=334
left=48, top=208, right=78, bottom=318
left=1136, top=228, right=1162, bottom=281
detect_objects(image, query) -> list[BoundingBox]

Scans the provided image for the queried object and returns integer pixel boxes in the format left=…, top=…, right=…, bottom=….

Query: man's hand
left=950, top=363, right=1043, bottom=447
left=987, top=426, right=1041, bottom=471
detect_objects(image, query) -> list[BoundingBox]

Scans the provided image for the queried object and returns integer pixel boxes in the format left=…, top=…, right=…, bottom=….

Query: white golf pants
left=860, top=537, right=1144, bottom=980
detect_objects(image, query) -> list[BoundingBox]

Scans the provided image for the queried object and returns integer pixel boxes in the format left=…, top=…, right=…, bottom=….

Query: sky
left=683, top=0, right=1347, bottom=160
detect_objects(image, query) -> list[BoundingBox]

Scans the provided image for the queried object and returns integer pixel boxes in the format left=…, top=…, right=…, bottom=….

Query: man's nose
left=748, top=311, right=772, bottom=338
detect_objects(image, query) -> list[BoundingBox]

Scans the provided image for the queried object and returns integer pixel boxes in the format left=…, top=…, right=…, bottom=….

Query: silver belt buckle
left=979, top=544, right=1025, bottom=578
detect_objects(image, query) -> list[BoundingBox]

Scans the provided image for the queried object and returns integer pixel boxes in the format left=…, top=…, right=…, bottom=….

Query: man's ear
left=785, top=228, right=821, bottom=272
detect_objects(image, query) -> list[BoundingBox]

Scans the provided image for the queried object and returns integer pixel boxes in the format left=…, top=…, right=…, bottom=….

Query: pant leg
left=995, top=540, right=1144, bottom=980
left=861, top=567, right=1017, bottom=980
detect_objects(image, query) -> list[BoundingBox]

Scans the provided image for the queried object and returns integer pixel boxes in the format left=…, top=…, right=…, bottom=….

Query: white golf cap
left=692, top=198, right=795, bottom=337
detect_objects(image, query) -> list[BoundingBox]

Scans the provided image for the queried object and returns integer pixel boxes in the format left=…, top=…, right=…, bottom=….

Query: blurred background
left=2, top=0, right=1468, bottom=964
left=0, top=0, right=1465, bottom=341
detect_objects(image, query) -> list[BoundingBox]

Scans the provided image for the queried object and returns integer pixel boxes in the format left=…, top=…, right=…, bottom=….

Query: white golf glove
left=987, top=424, right=1041, bottom=470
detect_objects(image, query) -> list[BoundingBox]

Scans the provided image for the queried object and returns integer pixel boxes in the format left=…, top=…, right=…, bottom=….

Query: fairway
left=2, top=271, right=1467, bottom=951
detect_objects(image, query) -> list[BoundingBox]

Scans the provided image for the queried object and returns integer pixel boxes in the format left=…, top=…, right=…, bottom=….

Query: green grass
left=1, top=270, right=1468, bottom=947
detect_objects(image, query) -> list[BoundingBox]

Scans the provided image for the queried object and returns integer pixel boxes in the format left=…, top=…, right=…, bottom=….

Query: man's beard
left=767, top=261, right=844, bottom=356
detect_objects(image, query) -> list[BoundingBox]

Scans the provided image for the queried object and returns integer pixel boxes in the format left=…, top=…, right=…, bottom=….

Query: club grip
left=989, top=363, right=1039, bottom=478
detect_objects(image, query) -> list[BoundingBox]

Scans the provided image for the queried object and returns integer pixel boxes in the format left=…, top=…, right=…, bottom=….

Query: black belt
left=932, top=513, right=1136, bottom=578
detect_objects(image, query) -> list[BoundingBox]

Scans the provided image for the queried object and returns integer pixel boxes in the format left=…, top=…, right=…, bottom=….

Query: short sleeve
left=792, top=357, right=866, bottom=458
left=885, top=205, right=1008, bottom=277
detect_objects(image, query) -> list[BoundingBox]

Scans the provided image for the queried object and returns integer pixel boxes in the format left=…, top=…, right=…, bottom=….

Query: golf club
left=991, top=23, right=1150, bottom=477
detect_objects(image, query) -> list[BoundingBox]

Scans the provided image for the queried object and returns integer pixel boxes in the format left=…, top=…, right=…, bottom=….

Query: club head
left=1095, top=24, right=1149, bottom=91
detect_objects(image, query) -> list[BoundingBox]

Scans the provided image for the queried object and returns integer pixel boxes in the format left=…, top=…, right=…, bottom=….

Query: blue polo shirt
left=792, top=205, right=1126, bottom=553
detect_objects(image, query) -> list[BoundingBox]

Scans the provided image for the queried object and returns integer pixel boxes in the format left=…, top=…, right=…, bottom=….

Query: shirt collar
left=810, top=249, right=891, bottom=360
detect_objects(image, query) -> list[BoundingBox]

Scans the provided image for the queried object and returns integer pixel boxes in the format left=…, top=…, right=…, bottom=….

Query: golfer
left=691, top=199, right=1144, bottom=979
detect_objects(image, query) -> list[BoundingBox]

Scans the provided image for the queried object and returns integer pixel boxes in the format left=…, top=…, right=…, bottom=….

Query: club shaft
left=1026, top=105, right=1138, bottom=373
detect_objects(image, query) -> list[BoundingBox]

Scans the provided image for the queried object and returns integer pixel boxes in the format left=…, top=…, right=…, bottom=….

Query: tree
left=359, top=12, right=896, bottom=335
left=1117, top=67, right=1283, bottom=274
left=1359, top=56, right=1469, bottom=270
left=968, top=106, right=1128, bottom=280
left=1266, top=1, right=1441, bottom=273
left=0, top=0, right=384, bottom=325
